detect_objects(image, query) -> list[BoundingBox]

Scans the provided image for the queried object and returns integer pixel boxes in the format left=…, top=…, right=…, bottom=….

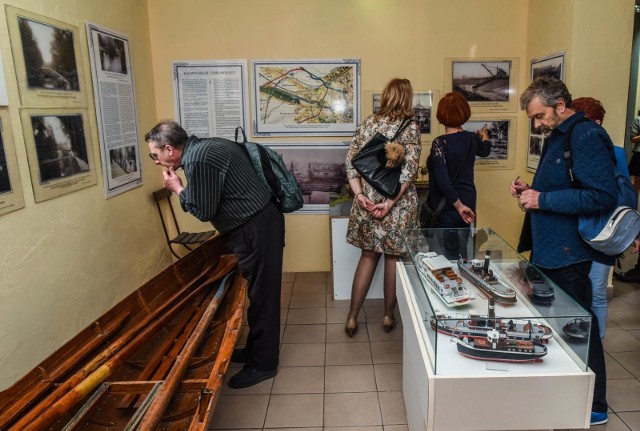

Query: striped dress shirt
left=178, top=136, right=272, bottom=233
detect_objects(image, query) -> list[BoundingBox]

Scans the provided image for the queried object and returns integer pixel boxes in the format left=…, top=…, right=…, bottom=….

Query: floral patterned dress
left=345, top=115, right=421, bottom=255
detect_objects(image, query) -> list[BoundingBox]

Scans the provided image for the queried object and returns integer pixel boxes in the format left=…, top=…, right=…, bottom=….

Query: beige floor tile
left=327, top=307, right=368, bottom=324
left=367, top=321, right=403, bottom=342
left=606, top=353, right=634, bottom=379
left=290, top=293, right=327, bottom=308
left=628, top=329, right=640, bottom=342
left=286, top=307, right=327, bottom=325
left=616, top=411, right=640, bottom=430
left=283, top=324, right=326, bottom=343
left=326, top=322, right=370, bottom=343
left=282, top=272, right=296, bottom=283
left=608, top=312, right=640, bottom=331
left=324, top=392, right=382, bottom=427
left=607, top=378, right=640, bottom=412
left=371, top=341, right=403, bottom=364
left=279, top=343, right=326, bottom=366
left=609, top=297, right=638, bottom=313
left=383, top=426, right=409, bottom=431
left=281, top=307, right=289, bottom=324
left=326, top=342, right=372, bottom=365
left=325, top=427, right=383, bottom=431
left=264, top=393, right=324, bottom=428
left=378, top=391, right=407, bottom=425
left=281, top=282, right=294, bottom=295
left=374, top=363, right=403, bottom=391
left=604, top=330, right=640, bottom=353
left=325, top=365, right=376, bottom=393
left=208, top=394, right=269, bottom=429
left=271, top=365, right=325, bottom=394
left=281, top=294, right=291, bottom=308
left=619, top=290, right=640, bottom=308
left=610, top=351, right=640, bottom=378
left=607, top=319, right=624, bottom=333
left=327, top=295, right=351, bottom=307
left=293, top=279, right=327, bottom=294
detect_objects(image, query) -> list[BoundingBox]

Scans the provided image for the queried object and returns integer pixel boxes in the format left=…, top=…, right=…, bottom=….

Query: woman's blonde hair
left=375, top=78, right=414, bottom=121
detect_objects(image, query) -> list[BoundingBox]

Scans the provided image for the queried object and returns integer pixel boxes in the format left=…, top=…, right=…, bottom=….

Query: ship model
left=416, top=252, right=474, bottom=307
left=563, top=318, right=591, bottom=340
left=457, top=250, right=517, bottom=304
left=430, top=299, right=553, bottom=342
left=0, top=235, right=245, bottom=431
left=519, top=260, right=555, bottom=305
left=454, top=327, right=548, bottom=363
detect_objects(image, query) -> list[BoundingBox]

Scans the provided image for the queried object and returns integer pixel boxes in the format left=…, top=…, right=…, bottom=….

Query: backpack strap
left=562, top=117, right=591, bottom=188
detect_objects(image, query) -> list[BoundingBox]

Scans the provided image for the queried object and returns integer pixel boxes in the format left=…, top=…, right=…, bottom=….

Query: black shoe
left=231, top=348, right=250, bottom=364
left=228, top=367, right=277, bottom=389
left=617, top=268, right=640, bottom=283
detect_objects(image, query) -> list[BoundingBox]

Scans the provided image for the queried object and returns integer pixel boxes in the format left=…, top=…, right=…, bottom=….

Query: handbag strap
left=432, top=134, right=474, bottom=215
left=390, top=118, right=413, bottom=141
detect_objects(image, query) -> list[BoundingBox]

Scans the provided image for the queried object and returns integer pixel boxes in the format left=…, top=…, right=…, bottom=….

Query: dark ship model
left=457, top=251, right=517, bottom=304
left=416, top=252, right=474, bottom=307
left=563, top=318, right=591, bottom=340
left=454, top=328, right=548, bottom=363
left=519, top=260, right=555, bottom=305
left=431, top=299, right=553, bottom=342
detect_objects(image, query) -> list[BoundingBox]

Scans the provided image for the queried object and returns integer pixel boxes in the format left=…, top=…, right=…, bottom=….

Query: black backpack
left=234, top=127, right=304, bottom=213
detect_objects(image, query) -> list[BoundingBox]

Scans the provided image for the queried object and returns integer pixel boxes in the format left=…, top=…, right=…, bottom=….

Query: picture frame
left=252, top=59, right=360, bottom=136
left=527, top=52, right=566, bottom=172
left=372, top=91, right=435, bottom=135
left=262, top=142, right=349, bottom=213
left=0, top=108, right=25, bottom=216
left=465, top=116, right=517, bottom=170
left=20, top=108, right=97, bottom=202
left=5, top=6, right=87, bottom=107
left=445, top=58, right=519, bottom=113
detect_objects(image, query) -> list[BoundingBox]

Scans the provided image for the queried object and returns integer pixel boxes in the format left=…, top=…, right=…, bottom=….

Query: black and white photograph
left=373, top=91, right=432, bottom=134
left=464, top=118, right=516, bottom=170
left=18, top=17, right=79, bottom=91
left=531, top=52, right=565, bottom=82
left=31, top=114, right=89, bottom=183
left=0, top=109, right=25, bottom=215
left=529, top=135, right=543, bottom=157
left=6, top=7, right=86, bottom=107
left=452, top=61, right=511, bottom=102
left=98, top=33, right=127, bottom=74
left=268, top=143, right=349, bottom=213
left=109, top=145, right=137, bottom=179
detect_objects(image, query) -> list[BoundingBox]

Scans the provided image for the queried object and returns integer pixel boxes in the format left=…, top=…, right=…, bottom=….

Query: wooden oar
left=11, top=255, right=236, bottom=431
left=137, top=271, right=234, bottom=430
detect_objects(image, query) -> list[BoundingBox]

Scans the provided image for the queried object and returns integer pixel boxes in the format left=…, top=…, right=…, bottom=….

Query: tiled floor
left=209, top=271, right=640, bottom=431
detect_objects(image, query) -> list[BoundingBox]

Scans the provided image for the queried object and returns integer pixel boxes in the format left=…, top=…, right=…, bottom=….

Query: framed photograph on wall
left=527, top=52, right=566, bottom=172
left=445, top=58, right=519, bottom=113
left=264, top=142, right=349, bottom=213
left=372, top=91, right=435, bottom=135
left=252, top=59, right=360, bottom=136
left=0, top=108, right=25, bottom=216
left=464, top=116, right=516, bottom=170
left=20, top=108, right=97, bottom=202
left=5, top=6, right=86, bottom=107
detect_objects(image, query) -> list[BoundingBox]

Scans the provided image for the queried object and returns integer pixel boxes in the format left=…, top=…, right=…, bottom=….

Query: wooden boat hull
left=0, top=235, right=245, bottom=431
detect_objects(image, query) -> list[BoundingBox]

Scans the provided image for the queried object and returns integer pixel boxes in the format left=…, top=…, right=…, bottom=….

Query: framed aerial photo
left=0, top=108, right=25, bottom=216
left=5, top=6, right=86, bottom=107
left=372, top=91, right=435, bottom=135
left=265, top=142, right=349, bottom=213
left=531, top=51, right=566, bottom=82
left=20, top=108, right=97, bottom=202
left=252, top=59, right=360, bottom=136
left=464, top=116, right=516, bottom=170
left=445, top=58, right=519, bottom=113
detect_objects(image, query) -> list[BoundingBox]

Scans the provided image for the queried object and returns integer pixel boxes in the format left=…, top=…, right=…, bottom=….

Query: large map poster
left=252, top=59, right=360, bottom=136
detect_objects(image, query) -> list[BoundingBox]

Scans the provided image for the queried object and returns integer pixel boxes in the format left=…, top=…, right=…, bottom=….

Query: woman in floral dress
left=344, top=78, right=421, bottom=336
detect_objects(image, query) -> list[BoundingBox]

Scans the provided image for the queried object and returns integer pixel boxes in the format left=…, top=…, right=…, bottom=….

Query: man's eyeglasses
left=148, top=152, right=159, bottom=161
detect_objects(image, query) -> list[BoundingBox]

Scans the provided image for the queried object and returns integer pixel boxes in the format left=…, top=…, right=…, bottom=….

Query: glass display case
left=396, top=227, right=594, bottom=431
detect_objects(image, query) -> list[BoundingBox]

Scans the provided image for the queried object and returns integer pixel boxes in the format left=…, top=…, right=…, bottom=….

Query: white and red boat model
left=457, top=250, right=517, bottom=304
left=416, top=252, right=474, bottom=307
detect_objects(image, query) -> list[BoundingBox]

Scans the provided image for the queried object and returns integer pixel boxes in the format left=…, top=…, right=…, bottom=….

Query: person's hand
left=371, top=200, right=392, bottom=219
left=453, top=200, right=475, bottom=224
left=162, top=166, right=185, bottom=194
left=631, top=238, right=640, bottom=254
left=510, top=178, right=529, bottom=198
left=518, top=188, right=540, bottom=211
left=477, top=124, right=489, bottom=141
left=356, top=193, right=375, bottom=212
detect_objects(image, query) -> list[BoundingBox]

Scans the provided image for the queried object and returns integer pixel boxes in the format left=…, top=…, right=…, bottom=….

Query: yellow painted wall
left=0, top=0, right=169, bottom=389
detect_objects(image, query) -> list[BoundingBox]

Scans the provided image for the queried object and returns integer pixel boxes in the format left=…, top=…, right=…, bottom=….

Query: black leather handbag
left=351, top=119, right=413, bottom=198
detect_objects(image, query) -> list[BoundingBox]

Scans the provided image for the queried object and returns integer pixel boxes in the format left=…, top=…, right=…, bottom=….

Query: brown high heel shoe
left=344, top=318, right=358, bottom=337
left=382, top=315, right=397, bottom=333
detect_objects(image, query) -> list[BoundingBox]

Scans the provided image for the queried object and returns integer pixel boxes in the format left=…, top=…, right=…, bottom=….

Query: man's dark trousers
left=227, top=201, right=284, bottom=371
left=540, top=260, right=608, bottom=413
